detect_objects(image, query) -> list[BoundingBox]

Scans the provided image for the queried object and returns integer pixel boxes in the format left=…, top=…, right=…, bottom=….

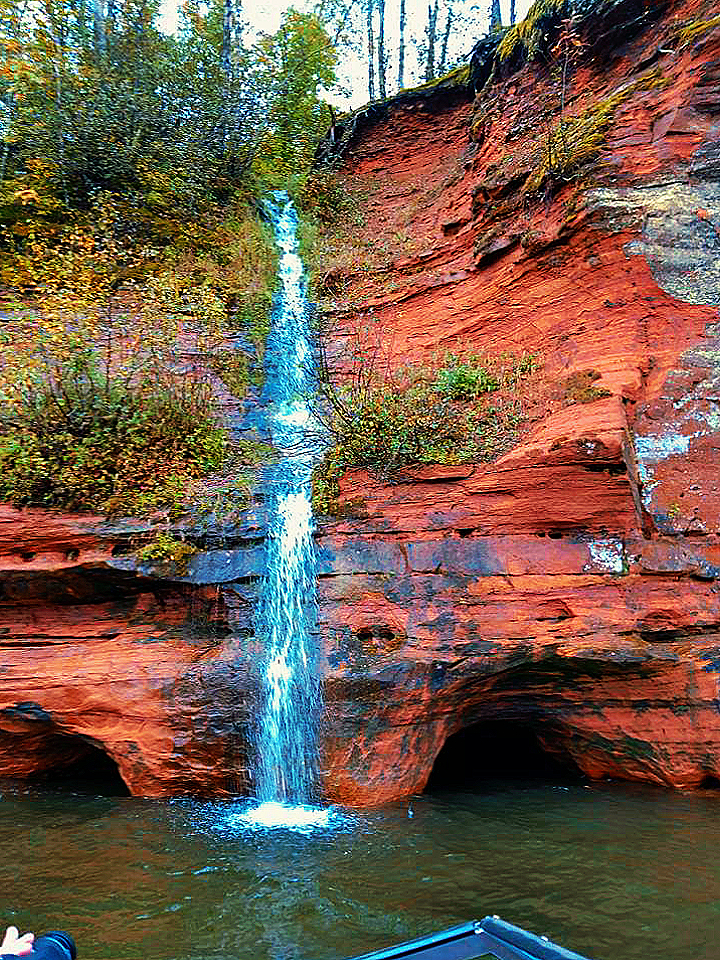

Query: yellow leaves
left=8, top=222, right=33, bottom=237
left=146, top=190, right=170, bottom=210
left=25, top=158, right=58, bottom=176
left=0, top=38, right=24, bottom=54
left=13, top=188, right=40, bottom=205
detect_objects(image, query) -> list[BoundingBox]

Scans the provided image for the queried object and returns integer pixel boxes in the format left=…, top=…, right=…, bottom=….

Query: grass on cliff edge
left=312, top=352, right=541, bottom=515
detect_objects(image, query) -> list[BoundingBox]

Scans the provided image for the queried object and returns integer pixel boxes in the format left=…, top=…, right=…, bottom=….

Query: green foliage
left=253, top=9, right=339, bottom=185
left=0, top=0, right=335, bottom=528
left=311, top=447, right=345, bottom=516
left=0, top=431, right=46, bottom=504
left=433, top=357, right=500, bottom=399
left=233, top=434, right=276, bottom=466
left=2, top=10, right=256, bottom=207
left=0, top=337, right=228, bottom=515
left=1, top=0, right=338, bottom=292
left=137, top=532, right=198, bottom=575
left=208, top=351, right=251, bottom=397
left=295, top=169, right=355, bottom=224
left=313, top=353, right=540, bottom=512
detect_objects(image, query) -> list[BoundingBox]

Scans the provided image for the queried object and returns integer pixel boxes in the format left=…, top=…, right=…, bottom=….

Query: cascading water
left=242, top=191, right=327, bottom=829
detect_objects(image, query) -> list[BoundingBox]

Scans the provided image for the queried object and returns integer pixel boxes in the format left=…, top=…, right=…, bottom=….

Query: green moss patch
left=137, top=532, right=197, bottom=575
left=497, top=0, right=572, bottom=63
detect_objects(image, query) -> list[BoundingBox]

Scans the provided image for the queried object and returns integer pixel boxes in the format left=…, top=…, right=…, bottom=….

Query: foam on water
left=235, top=800, right=331, bottom=831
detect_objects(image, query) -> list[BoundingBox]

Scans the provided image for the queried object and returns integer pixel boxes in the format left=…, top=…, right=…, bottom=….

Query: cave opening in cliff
left=425, top=719, right=583, bottom=793
left=0, top=730, right=131, bottom=796
left=34, top=738, right=131, bottom=796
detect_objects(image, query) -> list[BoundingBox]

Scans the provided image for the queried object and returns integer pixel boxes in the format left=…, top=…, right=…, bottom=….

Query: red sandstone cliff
left=314, top=0, right=720, bottom=802
left=2, top=0, right=720, bottom=802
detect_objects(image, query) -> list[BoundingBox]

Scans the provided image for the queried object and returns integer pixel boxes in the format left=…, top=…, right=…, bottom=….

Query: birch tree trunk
left=489, top=0, right=501, bottom=32
left=424, top=0, right=439, bottom=82
left=366, top=0, right=375, bottom=100
left=438, top=1, right=453, bottom=74
left=92, top=0, right=105, bottom=58
left=40, top=0, right=69, bottom=200
left=330, top=0, right=355, bottom=45
left=222, top=0, right=241, bottom=78
left=377, top=0, right=386, bottom=99
left=397, top=0, right=405, bottom=89
left=510, top=0, right=516, bottom=24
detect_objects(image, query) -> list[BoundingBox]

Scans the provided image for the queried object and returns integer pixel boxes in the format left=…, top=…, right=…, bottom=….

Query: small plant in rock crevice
left=562, top=369, right=612, bottom=405
left=137, top=532, right=198, bottom=575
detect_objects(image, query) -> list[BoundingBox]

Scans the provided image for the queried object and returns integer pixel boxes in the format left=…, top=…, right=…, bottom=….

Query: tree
left=489, top=0, right=502, bottom=32
left=397, top=0, right=406, bottom=88
left=366, top=0, right=375, bottom=99
left=424, top=0, right=439, bottom=82
left=376, top=0, right=386, bottom=98
left=437, top=0, right=455, bottom=75
left=419, top=0, right=470, bottom=83
left=254, top=9, right=338, bottom=180
left=220, top=0, right=242, bottom=77
left=313, top=0, right=360, bottom=46
left=91, top=0, right=106, bottom=57
left=0, top=0, right=269, bottom=225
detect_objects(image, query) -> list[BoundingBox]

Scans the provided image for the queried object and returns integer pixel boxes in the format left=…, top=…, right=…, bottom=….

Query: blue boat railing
left=341, top=917, right=594, bottom=960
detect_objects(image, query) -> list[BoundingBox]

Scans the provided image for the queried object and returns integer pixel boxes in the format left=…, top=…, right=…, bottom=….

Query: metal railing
left=342, top=917, right=594, bottom=960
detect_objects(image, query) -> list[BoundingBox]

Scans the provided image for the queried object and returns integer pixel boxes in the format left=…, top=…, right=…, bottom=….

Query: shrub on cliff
left=0, top=327, right=227, bottom=516
left=312, top=353, right=539, bottom=513
left=294, top=169, right=360, bottom=225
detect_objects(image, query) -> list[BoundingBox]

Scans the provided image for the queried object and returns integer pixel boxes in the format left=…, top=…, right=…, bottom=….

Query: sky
left=219, top=0, right=535, bottom=37
left=160, top=0, right=535, bottom=106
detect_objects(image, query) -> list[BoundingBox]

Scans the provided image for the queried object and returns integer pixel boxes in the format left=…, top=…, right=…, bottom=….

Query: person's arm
left=0, top=926, right=35, bottom=956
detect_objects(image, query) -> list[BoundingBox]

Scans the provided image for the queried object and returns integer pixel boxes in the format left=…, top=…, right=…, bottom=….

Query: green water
left=1, top=780, right=718, bottom=960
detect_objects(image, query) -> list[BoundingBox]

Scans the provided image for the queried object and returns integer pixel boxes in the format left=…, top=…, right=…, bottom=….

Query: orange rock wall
left=0, top=504, right=258, bottom=796
left=313, top=0, right=720, bottom=802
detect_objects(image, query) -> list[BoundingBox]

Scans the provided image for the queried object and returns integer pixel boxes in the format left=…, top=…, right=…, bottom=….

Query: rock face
left=311, top=0, right=720, bottom=803
left=0, top=505, right=260, bottom=795
left=2, top=0, right=720, bottom=801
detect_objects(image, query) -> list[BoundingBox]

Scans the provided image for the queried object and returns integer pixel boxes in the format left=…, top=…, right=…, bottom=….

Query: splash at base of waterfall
left=236, top=801, right=331, bottom=831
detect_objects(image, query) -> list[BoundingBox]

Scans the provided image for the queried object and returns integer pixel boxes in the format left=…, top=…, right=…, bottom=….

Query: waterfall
left=243, top=192, right=326, bottom=827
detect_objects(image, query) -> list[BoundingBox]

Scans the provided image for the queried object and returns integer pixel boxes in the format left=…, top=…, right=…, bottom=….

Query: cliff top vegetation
left=0, top=0, right=338, bottom=519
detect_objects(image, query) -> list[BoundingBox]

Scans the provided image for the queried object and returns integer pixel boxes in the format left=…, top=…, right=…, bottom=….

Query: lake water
left=1, top=779, right=719, bottom=960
